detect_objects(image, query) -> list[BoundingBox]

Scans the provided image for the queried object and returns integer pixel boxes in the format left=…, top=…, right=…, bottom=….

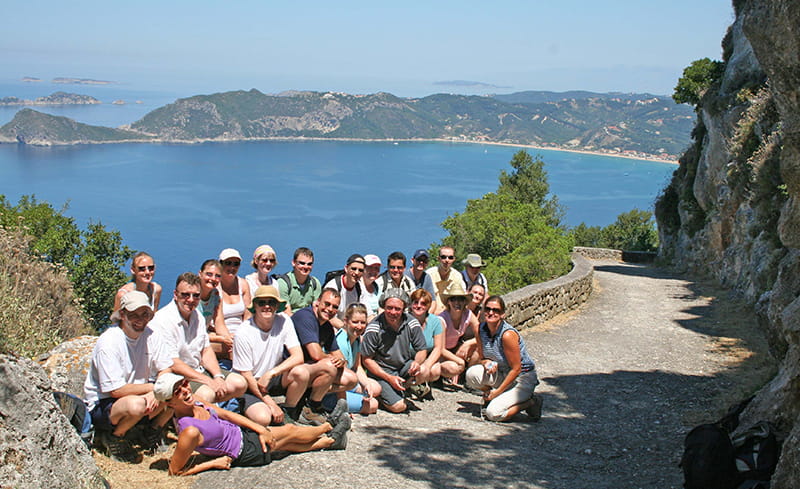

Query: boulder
left=38, top=335, right=98, bottom=397
left=0, top=354, right=105, bottom=489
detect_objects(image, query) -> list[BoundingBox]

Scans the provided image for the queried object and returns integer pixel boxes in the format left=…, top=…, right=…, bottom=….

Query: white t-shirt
left=83, top=325, right=171, bottom=411
left=324, top=277, right=360, bottom=320
left=232, top=314, right=300, bottom=378
left=149, top=300, right=210, bottom=372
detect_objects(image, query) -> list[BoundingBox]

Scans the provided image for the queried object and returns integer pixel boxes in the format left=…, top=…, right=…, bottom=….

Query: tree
left=0, top=195, right=132, bottom=329
left=435, top=150, right=572, bottom=293
left=571, top=208, right=659, bottom=252
left=673, top=58, right=725, bottom=107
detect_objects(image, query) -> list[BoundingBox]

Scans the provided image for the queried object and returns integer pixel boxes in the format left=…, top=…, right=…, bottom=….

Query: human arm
left=152, top=283, right=163, bottom=310
left=423, top=330, right=444, bottom=369
left=241, top=278, right=252, bottom=321
left=485, top=330, right=523, bottom=401
left=239, top=369, right=283, bottom=423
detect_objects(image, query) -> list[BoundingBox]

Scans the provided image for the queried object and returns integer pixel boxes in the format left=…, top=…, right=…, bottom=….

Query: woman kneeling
left=466, top=296, right=542, bottom=422
left=155, top=373, right=350, bottom=476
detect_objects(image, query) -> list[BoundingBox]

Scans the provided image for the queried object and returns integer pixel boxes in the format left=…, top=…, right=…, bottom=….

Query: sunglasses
left=388, top=265, right=404, bottom=270
left=254, top=298, right=279, bottom=308
left=179, top=292, right=201, bottom=300
left=296, top=260, right=313, bottom=266
left=439, top=255, right=455, bottom=260
left=485, top=307, right=503, bottom=315
left=259, top=257, right=276, bottom=264
left=221, top=260, right=241, bottom=267
left=136, top=265, right=156, bottom=272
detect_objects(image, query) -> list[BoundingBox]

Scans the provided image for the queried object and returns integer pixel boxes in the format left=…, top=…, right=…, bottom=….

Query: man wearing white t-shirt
left=83, top=290, right=173, bottom=463
left=149, top=272, right=246, bottom=404
left=233, top=285, right=332, bottom=426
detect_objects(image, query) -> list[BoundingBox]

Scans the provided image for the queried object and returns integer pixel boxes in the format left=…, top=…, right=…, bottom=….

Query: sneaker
left=97, top=431, right=142, bottom=464
left=327, top=398, right=349, bottom=425
left=282, top=407, right=298, bottom=425
left=327, top=414, right=351, bottom=450
left=297, top=406, right=327, bottom=426
left=526, top=394, right=543, bottom=422
left=140, top=425, right=169, bottom=454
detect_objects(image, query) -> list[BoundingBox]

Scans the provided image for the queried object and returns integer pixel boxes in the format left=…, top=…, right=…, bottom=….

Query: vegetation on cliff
left=571, top=209, right=659, bottom=252
left=0, top=109, right=153, bottom=144
left=0, top=195, right=132, bottom=331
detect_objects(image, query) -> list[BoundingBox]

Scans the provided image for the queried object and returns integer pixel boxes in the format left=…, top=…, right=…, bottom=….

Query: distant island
left=0, top=89, right=694, bottom=159
left=0, top=92, right=101, bottom=107
left=52, top=77, right=115, bottom=85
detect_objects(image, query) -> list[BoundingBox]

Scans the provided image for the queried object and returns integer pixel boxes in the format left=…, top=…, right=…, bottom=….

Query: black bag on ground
left=731, top=421, right=781, bottom=488
left=53, top=391, right=94, bottom=449
left=681, top=423, right=739, bottom=489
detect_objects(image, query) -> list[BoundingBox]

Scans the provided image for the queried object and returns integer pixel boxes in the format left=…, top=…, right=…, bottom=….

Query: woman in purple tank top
left=156, top=374, right=351, bottom=476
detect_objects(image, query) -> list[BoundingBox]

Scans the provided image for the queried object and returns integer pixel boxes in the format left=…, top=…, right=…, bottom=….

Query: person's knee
left=245, top=404, right=273, bottom=426
left=384, top=400, right=406, bottom=413
left=465, top=365, right=485, bottom=389
left=286, top=365, right=311, bottom=386
left=226, top=373, right=247, bottom=397
left=485, top=404, right=508, bottom=422
left=361, top=398, right=379, bottom=414
left=194, top=385, right=216, bottom=403
left=340, top=370, right=358, bottom=390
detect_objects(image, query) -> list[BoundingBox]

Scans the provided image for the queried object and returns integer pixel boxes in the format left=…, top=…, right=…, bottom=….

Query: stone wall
left=503, top=252, right=594, bottom=330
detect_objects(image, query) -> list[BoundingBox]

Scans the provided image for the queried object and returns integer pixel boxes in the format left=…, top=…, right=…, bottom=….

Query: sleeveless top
left=439, top=309, right=474, bottom=349
left=479, top=320, right=536, bottom=374
left=198, top=288, right=220, bottom=329
left=121, top=282, right=155, bottom=307
left=221, top=280, right=246, bottom=335
left=175, top=404, right=242, bottom=459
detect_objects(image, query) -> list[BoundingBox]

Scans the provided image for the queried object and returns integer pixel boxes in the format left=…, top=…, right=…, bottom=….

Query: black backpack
left=681, top=398, right=783, bottom=489
left=323, top=270, right=361, bottom=296
left=53, top=391, right=93, bottom=449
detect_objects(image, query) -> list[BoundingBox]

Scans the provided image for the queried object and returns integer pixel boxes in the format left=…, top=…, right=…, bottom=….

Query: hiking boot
left=326, top=414, right=351, bottom=450
left=526, top=394, right=543, bottom=422
left=297, top=406, right=327, bottom=426
left=97, top=431, right=142, bottom=464
left=140, top=425, right=169, bottom=454
left=282, top=407, right=298, bottom=425
left=327, top=398, right=349, bottom=425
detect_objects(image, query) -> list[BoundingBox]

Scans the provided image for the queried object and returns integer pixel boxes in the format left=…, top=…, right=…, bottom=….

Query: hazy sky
left=3, top=1, right=735, bottom=97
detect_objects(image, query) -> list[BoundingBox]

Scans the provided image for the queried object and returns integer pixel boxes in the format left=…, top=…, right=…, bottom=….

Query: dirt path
left=188, top=260, right=772, bottom=489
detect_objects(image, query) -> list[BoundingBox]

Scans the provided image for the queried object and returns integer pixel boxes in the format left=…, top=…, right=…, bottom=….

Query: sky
left=2, top=1, right=735, bottom=98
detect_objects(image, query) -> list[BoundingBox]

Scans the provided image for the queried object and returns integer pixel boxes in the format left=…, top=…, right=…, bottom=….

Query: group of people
left=83, top=244, right=542, bottom=474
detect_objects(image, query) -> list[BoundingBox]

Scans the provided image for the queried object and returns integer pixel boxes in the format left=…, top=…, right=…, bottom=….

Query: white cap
left=153, top=373, right=185, bottom=402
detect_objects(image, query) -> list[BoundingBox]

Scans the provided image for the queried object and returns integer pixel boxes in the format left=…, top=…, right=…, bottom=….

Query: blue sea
left=0, top=82, right=677, bottom=286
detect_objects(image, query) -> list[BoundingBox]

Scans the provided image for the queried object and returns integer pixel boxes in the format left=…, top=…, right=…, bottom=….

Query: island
left=0, top=88, right=693, bottom=159
left=0, top=92, right=101, bottom=106
left=52, top=77, right=115, bottom=85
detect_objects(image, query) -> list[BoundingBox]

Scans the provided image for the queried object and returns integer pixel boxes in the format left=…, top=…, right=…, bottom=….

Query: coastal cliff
left=655, top=1, right=800, bottom=485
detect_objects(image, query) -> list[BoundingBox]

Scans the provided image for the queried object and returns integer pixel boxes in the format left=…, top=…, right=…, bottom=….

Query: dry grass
left=0, top=227, right=90, bottom=358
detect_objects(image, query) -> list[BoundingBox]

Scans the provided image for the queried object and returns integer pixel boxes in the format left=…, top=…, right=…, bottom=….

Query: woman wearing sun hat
left=155, top=373, right=351, bottom=476
left=438, top=281, right=480, bottom=386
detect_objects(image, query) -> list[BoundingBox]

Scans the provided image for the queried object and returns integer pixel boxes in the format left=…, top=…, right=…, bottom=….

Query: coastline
left=0, top=133, right=679, bottom=164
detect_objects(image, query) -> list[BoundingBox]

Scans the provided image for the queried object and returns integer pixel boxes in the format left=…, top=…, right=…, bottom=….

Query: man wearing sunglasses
left=276, top=247, right=322, bottom=315
left=150, top=272, right=247, bottom=406
left=426, top=246, right=467, bottom=314
left=404, top=249, right=437, bottom=300
left=233, top=285, right=332, bottom=426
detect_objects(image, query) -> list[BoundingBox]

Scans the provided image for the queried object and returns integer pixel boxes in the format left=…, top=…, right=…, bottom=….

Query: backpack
left=324, top=270, right=362, bottom=297
left=274, top=272, right=318, bottom=295
left=53, top=391, right=93, bottom=449
left=681, top=397, right=783, bottom=489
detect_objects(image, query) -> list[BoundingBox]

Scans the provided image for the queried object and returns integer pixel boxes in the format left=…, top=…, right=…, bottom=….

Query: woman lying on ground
left=466, top=295, right=542, bottom=422
left=112, top=251, right=162, bottom=317
left=408, top=289, right=463, bottom=398
left=155, top=373, right=350, bottom=476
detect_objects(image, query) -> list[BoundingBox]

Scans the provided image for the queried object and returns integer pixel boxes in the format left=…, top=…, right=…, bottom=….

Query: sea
left=0, top=81, right=678, bottom=287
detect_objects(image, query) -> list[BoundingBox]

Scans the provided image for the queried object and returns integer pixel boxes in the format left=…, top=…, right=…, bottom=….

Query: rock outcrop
left=655, top=2, right=800, bottom=486
left=0, top=354, right=105, bottom=489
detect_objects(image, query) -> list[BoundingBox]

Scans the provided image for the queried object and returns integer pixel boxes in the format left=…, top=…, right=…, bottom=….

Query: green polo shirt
left=277, top=272, right=321, bottom=312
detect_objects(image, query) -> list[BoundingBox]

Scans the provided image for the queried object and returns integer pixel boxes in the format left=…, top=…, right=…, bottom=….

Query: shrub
left=0, top=228, right=90, bottom=358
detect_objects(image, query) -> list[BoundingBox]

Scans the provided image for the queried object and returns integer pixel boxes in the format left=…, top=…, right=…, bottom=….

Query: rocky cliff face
left=655, top=2, right=800, bottom=486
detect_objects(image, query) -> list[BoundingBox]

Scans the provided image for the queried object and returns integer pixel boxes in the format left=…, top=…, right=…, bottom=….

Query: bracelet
left=213, top=373, right=225, bottom=379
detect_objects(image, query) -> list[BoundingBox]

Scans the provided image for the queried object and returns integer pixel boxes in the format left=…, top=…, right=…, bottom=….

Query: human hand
left=407, top=361, right=421, bottom=376
left=267, top=399, right=284, bottom=425
left=259, top=429, right=276, bottom=452
left=211, top=378, right=228, bottom=401
left=143, top=391, right=159, bottom=414
left=389, top=375, right=406, bottom=391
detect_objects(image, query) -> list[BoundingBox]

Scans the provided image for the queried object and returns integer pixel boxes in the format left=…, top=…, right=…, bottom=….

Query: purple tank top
left=175, top=404, right=242, bottom=458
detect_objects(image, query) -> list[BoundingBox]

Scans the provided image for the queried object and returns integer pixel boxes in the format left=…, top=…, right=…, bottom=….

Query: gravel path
left=192, top=260, right=752, bottom=489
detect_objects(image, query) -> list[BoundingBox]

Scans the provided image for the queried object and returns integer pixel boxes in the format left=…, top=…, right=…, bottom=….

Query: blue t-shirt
left=292, top=306, right=339, bottom=363
left=335, top=328, right=360, bottom=369
left=420, top=314, right=443, bottom=351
